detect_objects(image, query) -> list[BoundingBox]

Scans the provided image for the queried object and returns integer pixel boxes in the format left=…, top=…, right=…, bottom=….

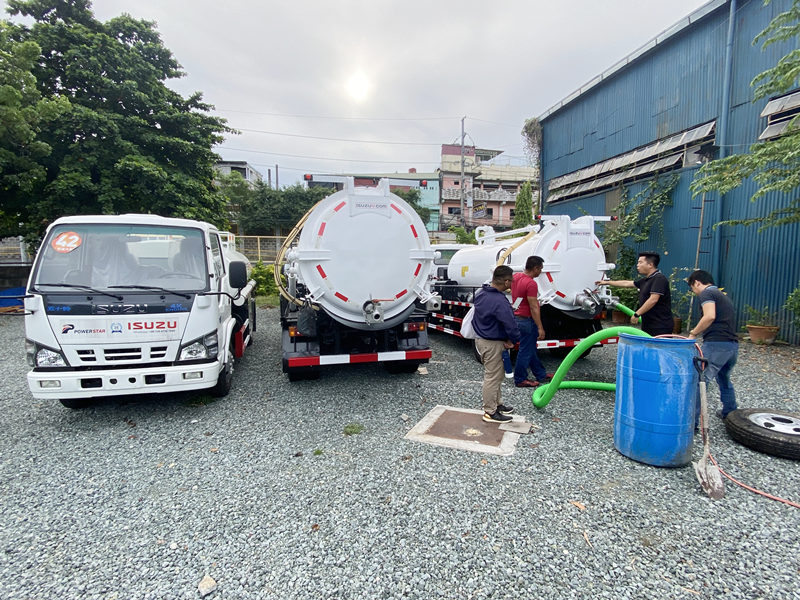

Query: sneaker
left=504, top=372, right=514, bottom=379
left=483, top=411, right=513, bottom=423
left=515, top=379, right=539, bottom=388
left=497, top=403, right=514, bottom=415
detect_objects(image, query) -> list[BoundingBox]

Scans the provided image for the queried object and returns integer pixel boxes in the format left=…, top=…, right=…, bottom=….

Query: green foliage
left=447, top=225, right=477, bottom=244
left=312, top=449, right=324, bottom=456
left=216, top=171, right=255, bottom=225
left=784, top=282, right=800, bottom=327
left=669, top=266, right=694, bottom=317
left=521, top=117, right=542, bottom=167
left=239, top=183, right=329, bottom=235
left=2, top=0, right=232, bottom=243
left=606, top=246, right=639, bottom=309
left=744, top=304, right=778, bottom=326
left=690, top=0, right=800, bottom=231
left=393, top=187, right=431, bottom=225
left=343, top=423, right=364, bottom=436
left=512, top=181, right=535, bottom=228
left=250, top=261, right=280, bottom=297
left=603, top=176, right=678, bottom=249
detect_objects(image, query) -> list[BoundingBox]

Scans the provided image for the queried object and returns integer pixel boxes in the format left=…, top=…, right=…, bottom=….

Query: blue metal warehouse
left=539, top=0, right=799, bottom=343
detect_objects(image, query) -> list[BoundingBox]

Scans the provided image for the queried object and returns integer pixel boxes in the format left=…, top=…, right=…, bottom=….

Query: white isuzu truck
left=23, top=214, right=255, bottom=408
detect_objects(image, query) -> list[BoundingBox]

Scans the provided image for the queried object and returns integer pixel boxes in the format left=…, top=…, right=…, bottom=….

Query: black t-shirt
left=697, top=286, right=738, bottom=342
left=634, top=270, right=673, bottom=335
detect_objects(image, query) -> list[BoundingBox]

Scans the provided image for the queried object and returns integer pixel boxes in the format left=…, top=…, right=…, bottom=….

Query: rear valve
left=362, top=301, right=384, bottom=325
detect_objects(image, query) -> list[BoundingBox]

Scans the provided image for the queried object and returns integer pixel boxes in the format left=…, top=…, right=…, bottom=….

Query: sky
left=5, top=0, right=713, bottom=186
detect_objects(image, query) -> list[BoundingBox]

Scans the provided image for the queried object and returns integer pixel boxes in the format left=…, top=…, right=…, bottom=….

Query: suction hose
left=531, top=324, right=650, bottom=408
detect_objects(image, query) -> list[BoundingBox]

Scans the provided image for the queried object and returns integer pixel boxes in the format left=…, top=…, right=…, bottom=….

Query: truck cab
left=24, top=215, right=255, bottom=408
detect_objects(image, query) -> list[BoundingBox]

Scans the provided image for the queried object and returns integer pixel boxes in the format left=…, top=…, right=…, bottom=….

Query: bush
left=251, top=261, right=281, bottom=297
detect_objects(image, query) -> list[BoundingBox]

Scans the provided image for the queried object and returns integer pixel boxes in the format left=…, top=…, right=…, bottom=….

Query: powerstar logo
left=127, top=321, right=178, bottom=331
left=61, top=324, right=106, bottom=334
left=62, top=324, right=75, bottom=334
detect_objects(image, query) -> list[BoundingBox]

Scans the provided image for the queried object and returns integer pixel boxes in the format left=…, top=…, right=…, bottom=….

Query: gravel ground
left=0, top=308, right=799, bottom=600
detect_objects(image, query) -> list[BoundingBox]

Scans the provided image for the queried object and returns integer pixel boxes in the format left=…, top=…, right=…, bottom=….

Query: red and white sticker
left=51, top=232, right=82, bottom=253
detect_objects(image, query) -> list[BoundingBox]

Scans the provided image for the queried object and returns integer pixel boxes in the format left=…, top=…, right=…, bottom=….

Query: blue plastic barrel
left=614, top=334, right=698, bottom=467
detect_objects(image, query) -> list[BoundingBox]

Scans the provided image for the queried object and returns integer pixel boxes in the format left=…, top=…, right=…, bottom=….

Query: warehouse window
left=759, top=89, right=800, bottom=140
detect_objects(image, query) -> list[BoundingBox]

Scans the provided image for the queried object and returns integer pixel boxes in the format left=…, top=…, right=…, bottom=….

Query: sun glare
left=346, top=71, right=371, bottom=103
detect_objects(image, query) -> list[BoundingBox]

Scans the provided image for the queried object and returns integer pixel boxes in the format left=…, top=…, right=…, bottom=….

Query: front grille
left=76, top=349, right=96, bottom=362
left=104, top=347, right=142, bottom=361
left=150, top=346, right=168, bottom=360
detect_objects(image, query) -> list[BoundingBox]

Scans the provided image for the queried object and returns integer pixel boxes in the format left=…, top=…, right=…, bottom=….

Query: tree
left=690, top=0, right=800, bottom=230
left=512, top=181, right=535, bottom=228
left=0, top=22, right=70, bottom=236
left=2, top=0, right=233, bottom=242
left=215, top=171, right=255, bottom=229
left=392, top=187, right=431, bottom=225
left=239, top=183, right=330, bottom=236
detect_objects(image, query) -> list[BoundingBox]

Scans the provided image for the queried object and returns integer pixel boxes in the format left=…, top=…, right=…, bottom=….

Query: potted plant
left=669, top=266, right=693, bottom=334
left=744, top=304, right=779, bottom=344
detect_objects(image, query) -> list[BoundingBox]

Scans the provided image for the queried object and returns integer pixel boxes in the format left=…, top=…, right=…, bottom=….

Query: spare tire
left=724, top=409, right=800, bottom=461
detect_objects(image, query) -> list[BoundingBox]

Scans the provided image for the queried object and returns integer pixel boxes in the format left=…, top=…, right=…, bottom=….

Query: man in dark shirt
left=597, top=252, right=673, bottom=336
left=473, top=265, right=521, bottom=423
left=687, top=269, right=739, bottom=419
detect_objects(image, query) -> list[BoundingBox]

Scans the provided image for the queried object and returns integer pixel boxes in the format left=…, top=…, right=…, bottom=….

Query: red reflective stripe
left=406, top=350, right=432, bottom=360
left=288, top=357, right=320, bottom=367
left=414, top=263, right=421, bottom=276
left=546, top=272, right=553, bottom=283
left=594, top=240, right=600, bottom=248
left=334, top=201, right=346, bottom=212
left=410, top=224, right=418, bottom=238
left=318, top=222, right=326, bottom=236
left=395, top=289, right=408, bottom=299
left=391, top=203, right=402, bottom=214
left=555, top=291, right=566, bottom=298
left=351, top=353, right=379, bottom=363
left=316, top=265, right=327, bottom=278
left=553, top=240, right=561, bottom=251
left=335, top=292, right=348, bottom=301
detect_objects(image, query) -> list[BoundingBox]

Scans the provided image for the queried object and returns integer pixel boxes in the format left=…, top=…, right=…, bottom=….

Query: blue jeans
left=513, top=317, right=547, bottom=384
left=702, top=341, right=739, bottom=417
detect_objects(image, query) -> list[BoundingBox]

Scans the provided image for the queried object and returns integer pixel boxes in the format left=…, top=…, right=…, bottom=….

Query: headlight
left=179, top=332, right=218, bottom=361
left=35, top=347, right=67, bottom=368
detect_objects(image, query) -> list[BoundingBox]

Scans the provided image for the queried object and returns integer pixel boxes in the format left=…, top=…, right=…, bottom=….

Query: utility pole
left=459, top=116, right=466, bottom=227
left=275, top=164, right=279, bottom=189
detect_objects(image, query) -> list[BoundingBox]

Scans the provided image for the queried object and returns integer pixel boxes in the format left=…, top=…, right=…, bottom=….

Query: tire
left=385, top=360, right=421, bottom=374
left=549, top=346, right=591, bottom=360
left=287, top=367, right=321, bottom=382
left=724, top=408, right=800, bottom=461
left=210, top=339, right=235, bottom=397
left=59, top=398, right=93, bottom=409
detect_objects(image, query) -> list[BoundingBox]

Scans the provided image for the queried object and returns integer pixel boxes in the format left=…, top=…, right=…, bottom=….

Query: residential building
left=214, top=161, right=263, bottom=186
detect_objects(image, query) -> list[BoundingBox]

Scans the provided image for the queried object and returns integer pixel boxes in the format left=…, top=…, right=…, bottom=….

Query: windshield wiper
left=34, top=283, right=124, bottom=301
left=109, top=285, right=191, bottom=299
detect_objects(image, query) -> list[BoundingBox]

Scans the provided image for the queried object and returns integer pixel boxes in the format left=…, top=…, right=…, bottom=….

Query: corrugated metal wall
left=540, top=0, right=799, bottom=343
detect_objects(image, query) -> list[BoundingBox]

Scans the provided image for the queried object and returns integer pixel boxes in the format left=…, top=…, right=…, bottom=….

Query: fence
left=234, top=236, right=286, bottom=264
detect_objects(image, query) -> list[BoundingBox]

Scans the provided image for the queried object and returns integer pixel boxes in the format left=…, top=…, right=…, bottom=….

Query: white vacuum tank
left=446, top=215, right=615, bottom=317
left=285, top=178, right=437, bottom=330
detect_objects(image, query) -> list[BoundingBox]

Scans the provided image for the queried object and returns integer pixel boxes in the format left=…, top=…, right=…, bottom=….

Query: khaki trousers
left=475, top=338, right=506, bottom=414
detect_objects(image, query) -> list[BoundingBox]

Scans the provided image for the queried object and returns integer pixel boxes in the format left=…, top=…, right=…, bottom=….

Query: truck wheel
left=210, top=340, right=235, bottom=397
left=59, top=398, right=93, bottom=409
left=725, top=409, right=800, bottom=460
left=385, top=360, right=421, bottom=374
left=287, top=367, right=321, bottom=382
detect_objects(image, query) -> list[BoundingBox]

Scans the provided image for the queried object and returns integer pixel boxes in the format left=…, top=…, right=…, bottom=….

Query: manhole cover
left=404, top=405, right=529, bottom=456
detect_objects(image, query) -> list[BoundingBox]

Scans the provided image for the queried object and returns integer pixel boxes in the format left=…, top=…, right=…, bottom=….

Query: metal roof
left=539, top=0, right=727, bottom=121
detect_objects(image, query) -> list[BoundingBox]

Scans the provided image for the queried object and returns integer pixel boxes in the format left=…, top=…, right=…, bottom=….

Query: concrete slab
left=404, top=405, right=530, bottom=456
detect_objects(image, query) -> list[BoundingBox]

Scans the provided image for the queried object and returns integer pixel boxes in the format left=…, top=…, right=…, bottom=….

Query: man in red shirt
left=511, top=255, right=551, bottom=387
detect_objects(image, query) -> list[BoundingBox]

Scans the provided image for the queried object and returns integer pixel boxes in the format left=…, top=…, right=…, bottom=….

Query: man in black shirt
left=597, top=252, right=673, bottom=336
left=687, top=269, right=739, bottom=419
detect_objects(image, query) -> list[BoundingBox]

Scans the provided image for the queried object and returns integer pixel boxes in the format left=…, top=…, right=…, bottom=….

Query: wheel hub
left=747, top=412, right=800, bottom=436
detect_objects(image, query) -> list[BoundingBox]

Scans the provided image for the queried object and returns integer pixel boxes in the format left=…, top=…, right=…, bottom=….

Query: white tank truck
left=429, top=214, right=621, bottom=358
left=276, top=177, right=441, bottom=381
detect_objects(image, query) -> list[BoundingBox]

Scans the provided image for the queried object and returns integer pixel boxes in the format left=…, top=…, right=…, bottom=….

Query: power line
left=218, top=145, right=441, bottom=165
left=216, top=108, right=458, bottom=122
left=232, top=128, right=443, bottom=146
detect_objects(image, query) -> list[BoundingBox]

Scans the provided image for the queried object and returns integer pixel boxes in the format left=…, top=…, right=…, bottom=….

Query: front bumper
left=27, top=360, right=222, bottom=399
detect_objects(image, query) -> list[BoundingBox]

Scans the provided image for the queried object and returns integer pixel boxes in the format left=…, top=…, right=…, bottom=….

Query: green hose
left=531, top=325, right=650, bottom=408
left=612, top=302, right=635, bottom=317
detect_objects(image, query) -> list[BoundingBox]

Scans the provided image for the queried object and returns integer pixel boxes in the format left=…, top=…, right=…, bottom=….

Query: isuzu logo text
left=95, top=304, right=149, bottom=314
left=128, top=321, right=178, bottom=330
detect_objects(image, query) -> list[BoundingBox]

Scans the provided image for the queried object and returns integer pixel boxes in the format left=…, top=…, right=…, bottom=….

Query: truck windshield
left=32, top=224, right=209, bottom=292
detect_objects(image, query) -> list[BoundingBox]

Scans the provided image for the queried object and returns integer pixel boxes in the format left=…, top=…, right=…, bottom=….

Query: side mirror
left=228, top=261, right=248, bottom=289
